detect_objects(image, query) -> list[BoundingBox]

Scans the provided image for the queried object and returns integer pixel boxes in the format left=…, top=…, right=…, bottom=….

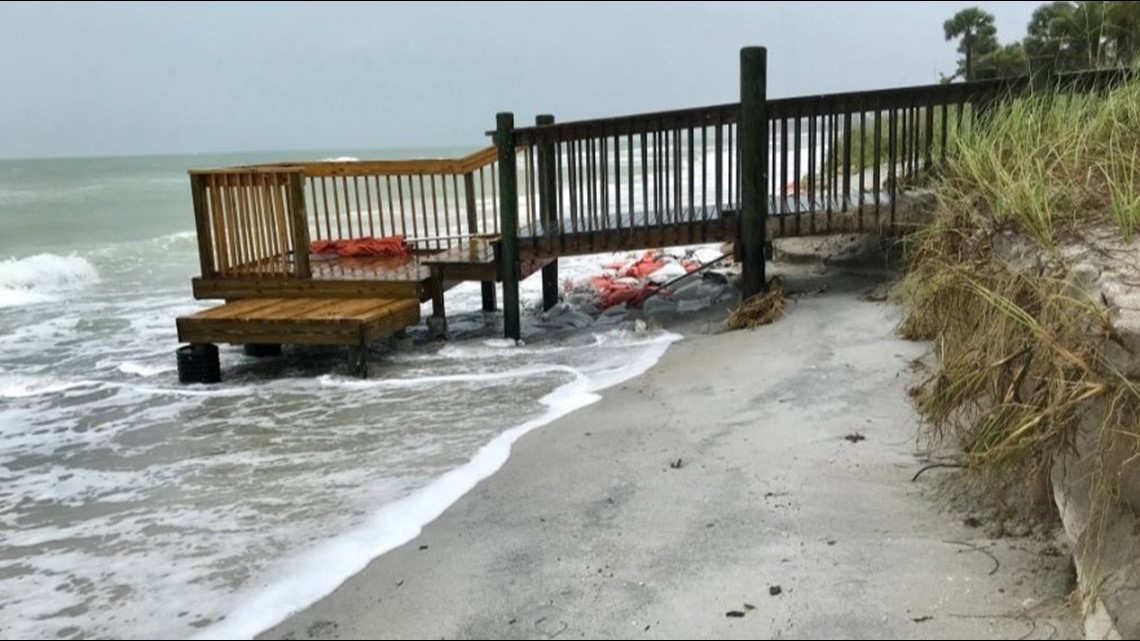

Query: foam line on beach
left=193, top=330, right=679, bottom=640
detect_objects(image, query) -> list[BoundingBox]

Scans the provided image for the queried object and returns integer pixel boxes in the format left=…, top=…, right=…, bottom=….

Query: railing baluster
left=363, top=174, right=375, bottom=238
left=625, top=133, right=633, bottom=244
left=385, top=175, right=397, bottom=238
left=414, top=174, right=427, bottom=248
left=429, top=174, right=442, bottom=249
left=641, top=131, right=650, bottom=246
left=714, top=119, right=722, bottom=227
left=601, top=135, right=611, bottom=248
left=353, top=176, right=365, bottom=238
left=793, top=115, right=802, bottom=228
left=940, top=101, right=949, bottom=164
left=687, top=126, right=695, bottom=243
left=888, top=106, right=897, bottom=222
left=807, top=104, right=816, bottom=227
left=332, top=176, right=346, bottom=239
left=614, top=133, right=623, bottom=241
left=557, top=140, right=566, bottom=250
left=842, top=110, right=852, bottom=214
left=396, top=174, right=408, bottom=239
left=858, top=105, right=866, bottom=224
left=700, top=125, right=708, bottom=240
left=450, top=174, right=460, bottom=238
left=491, top=161, right=498, bottom=229
left=779, top=117, right=788, bottom=232
left=568, top=138, right=578, bottom=237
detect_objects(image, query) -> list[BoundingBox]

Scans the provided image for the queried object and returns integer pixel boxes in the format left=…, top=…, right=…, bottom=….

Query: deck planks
left=177, top=297, right=421, bottom=347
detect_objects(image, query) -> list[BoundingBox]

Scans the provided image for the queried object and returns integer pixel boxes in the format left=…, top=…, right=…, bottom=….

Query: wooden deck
left=177, top=297, right=421, bottom=377
left=192, top=253, right=431, bottom=301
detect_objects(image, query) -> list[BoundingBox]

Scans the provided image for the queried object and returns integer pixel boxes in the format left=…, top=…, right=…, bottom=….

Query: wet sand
left=260, top=264, right=1077, bottom=640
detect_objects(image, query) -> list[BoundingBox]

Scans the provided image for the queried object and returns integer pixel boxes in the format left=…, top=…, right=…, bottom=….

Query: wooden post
left=286, top=172, right=312, bottom=278
left=464, top=171, right=496, bottom=311
left=739, top=47, right=768, bottom=299
left=536, top=114, right=559, bottom=312
left=346, top=344, right=368, bottom=378
left=189, top=174, right=215, bottom=278
left=428, top=268, right=447, bottom=340
left=497, top=112, right=521, bottom=340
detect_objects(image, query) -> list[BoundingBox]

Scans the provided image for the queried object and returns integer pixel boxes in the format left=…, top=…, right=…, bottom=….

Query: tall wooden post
left=465, top=170, right=496, bottom=311
left=189, top=174, right=214, bottom=279
left=739, top=47, right=768, bottom=299
left=497, top=112, right=521, bottom=340
left=286, top=171, right=312, bottom=279
left=536, top=114, right=559, bottom=312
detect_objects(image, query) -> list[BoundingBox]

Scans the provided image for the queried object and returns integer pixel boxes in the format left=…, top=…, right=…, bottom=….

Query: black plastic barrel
left=243, top=343, right=282, bottom=357
left=177, top=344, right=221, bottom=384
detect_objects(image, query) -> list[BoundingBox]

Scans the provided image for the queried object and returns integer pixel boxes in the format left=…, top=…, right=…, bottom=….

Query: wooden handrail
left=188, top=146, right=500, bottom=178
left=508, top=66, right=1133, bottom=144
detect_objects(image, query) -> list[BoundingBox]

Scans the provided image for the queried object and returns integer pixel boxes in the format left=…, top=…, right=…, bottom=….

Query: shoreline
left=259, top=262, right=1079, bottom=640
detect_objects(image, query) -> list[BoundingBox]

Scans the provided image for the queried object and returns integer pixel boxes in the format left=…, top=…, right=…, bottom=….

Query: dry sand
left=261, top=261, right=1078, bottom=640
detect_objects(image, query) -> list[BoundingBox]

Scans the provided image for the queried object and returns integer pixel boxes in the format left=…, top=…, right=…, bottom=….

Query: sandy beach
left=260, top=261, right=1078, bottom=640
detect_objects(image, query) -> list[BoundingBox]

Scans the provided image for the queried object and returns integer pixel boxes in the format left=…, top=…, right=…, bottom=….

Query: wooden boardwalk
left=173, top=52, right=1128, bottom=380
left=178, top=298, right=420, bottom=377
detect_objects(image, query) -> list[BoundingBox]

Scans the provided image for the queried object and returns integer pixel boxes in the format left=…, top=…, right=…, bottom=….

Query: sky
left=0, top=1, right=1044, bottom=159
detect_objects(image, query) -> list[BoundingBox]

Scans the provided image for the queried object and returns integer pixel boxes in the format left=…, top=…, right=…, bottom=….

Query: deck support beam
left=428, top=270, right=448, bottom=340
left=542, top=260, right=559, bottom=312
left=346, top=344, right=368, bottom=378
left=243, top=343, right=282, bottom=357
left=739, top=46, right=769, bottom=299
left=481, top=282, right=497, bottom=311
left=496, top=112, right=521, bottom=340
left=536, top=114, right=559, bottom=312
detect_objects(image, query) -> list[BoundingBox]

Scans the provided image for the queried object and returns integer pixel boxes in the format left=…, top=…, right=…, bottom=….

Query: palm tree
left=1069, top=0, right=1109, bottom=68
left=980, top=43, right=1030, bottom=77
left=1024, top=1, right=1077, bottom=73
left=944, top=7, right=1000, bottom=80
left=1106, top=0, right=1140, bottom=65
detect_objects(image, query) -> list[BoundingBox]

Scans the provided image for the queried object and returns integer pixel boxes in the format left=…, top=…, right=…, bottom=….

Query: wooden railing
left=502, top=66, right=1133, bottom=251
left=189, top=168, right=309, bottom=279
left=278, top=147, right=506, bottom=253
left=510, top=105, right=740, bottom=255
left=492, top=60, right=1132, bottom=338
left=189, top=146, right=519, bottom=279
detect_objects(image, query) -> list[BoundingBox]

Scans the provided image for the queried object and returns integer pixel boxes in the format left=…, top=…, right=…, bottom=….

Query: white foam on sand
left=117, top=361, right=178, bottom=377
left=0, top=253, right=99, bottom=308
left=0, top=375, right=94, bottom=399
left=194, top=329, right=680, bottom=641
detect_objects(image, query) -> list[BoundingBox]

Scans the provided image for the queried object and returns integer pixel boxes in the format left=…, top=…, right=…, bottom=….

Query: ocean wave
left=0, top=253, right=99, bottom=308
left=0, top=375, right=96, bottom=399
left=320, top=156, right=359, bottom=162
left=117, top=361, right=178, bottom=377
left=195, top=330, right=679, bottom=640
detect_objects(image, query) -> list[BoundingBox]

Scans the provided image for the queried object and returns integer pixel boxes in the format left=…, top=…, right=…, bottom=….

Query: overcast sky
left=0, top=1, right=1042, bottom=159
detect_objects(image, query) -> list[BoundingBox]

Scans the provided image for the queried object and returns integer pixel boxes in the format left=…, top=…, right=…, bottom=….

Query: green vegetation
left=899, top=75, right=1140, bottom=518
left=943, top=1, right=1140, bottom=80
left=940, top=80, right=1140, bottom=246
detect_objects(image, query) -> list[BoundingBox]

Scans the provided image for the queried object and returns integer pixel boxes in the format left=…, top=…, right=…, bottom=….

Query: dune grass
left=899, top=75, right=1140, bottom=520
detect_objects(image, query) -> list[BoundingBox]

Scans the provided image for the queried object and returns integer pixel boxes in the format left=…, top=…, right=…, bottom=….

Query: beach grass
left=898, top=74, right=1140, bottom=521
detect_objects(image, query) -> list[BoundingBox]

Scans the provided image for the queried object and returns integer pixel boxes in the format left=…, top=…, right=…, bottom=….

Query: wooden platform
left=177, top=297, right=421, bottom=377
left=192, top=253, right=430, bottom=301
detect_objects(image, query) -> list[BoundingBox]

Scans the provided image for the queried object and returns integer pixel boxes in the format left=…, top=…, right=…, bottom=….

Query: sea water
left=0, top=150, right=683, bottom=640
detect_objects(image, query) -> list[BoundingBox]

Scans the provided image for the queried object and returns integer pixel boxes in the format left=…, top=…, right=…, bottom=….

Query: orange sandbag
left=309, top=235, right=409, bottom=257
left=620, top=250, right=666, bottom=279
left=600, top=281, right=660, bottom=309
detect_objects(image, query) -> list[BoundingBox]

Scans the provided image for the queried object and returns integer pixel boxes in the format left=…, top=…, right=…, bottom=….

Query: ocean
left=0, top=149, right=691, bottom=640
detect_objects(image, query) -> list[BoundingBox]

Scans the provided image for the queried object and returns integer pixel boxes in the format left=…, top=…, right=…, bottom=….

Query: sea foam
left=0, top=253, right=99, bottom=308
left=194, top=330, right=679, bottom=640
